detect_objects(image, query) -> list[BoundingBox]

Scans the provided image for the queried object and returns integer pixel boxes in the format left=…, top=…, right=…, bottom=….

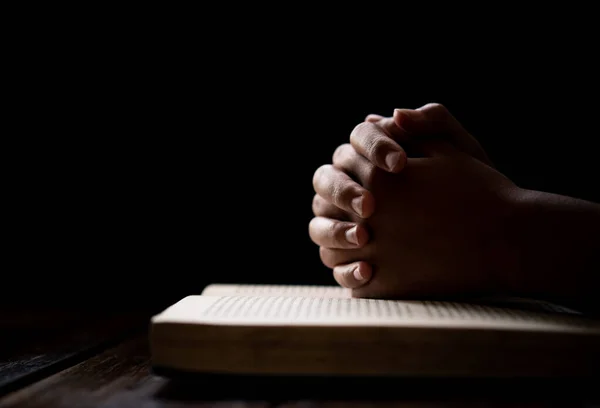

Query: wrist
left=493, top=186, right=531, bottom=296
left=500, top=187, right=600, bottom=308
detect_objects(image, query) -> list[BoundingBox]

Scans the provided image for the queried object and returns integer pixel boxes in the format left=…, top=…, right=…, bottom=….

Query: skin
left=311, top=103, right=494, bottom=289
left=309, top=104, right=600, bottom=314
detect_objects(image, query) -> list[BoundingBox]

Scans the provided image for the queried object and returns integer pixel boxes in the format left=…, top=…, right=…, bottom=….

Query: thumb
left=364, top=114, right=410, bottom=142
left=393, top=103, right=493, bottom=166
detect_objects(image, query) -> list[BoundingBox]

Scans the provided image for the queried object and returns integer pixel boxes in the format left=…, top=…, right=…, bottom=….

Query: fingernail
left=353, top=266, right=364, bottom=281
left=393, top=109, right=411, bottom=132
left=351, top=196, right=363, bottom=217
left=385, top=151, right=401, bottom=171
left=345, top=226, right=358, bottom=245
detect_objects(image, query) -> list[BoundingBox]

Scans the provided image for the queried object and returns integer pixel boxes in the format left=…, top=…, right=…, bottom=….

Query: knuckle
left=313, top=164, right=357, bottom=210
left=309, top=218, right=328, bottom=247
left=327, top=220, right=346, bottom=243
left=319, top=247, right=336, bottom=268
left=312, top=164, right=333, bottom=189
left=329, top=177, right=345, bottom=205
left=363, top=132, right=387, bottom=161
left=331, top=180, right=356, bottom=209
left=333, top=270, right=347, bottom=288
left=423, top=102, right=449, bottom=118
left=308, top=217, right=319, bottom=238
left=377, top=118, right=396, bottom=136
left=311, top=194, right=322, bottom=215
left=349, top=121, right=372, bottom=143
left=332, top=143, right=352, bottom=164
left=335, top=266, right=355, bottom=288
left=350, top=122, right=387, bottom=160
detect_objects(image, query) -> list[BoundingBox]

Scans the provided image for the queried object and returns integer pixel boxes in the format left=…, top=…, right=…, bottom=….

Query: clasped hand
left=309, top=103, right=519, bottom=299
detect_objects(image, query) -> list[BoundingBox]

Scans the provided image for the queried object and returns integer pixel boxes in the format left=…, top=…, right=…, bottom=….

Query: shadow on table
left=152, top=370, right=600, bottom=404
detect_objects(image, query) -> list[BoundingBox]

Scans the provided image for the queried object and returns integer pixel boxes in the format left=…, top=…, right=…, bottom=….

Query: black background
left=5, top=15, right=599, bottom=309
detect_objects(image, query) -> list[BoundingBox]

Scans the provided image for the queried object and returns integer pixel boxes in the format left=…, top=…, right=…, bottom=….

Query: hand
left=321, top=138, right=518, bottom=299
left=310, top=103, right=504, bottom=294
left=362, top=103, right=493, bottom=169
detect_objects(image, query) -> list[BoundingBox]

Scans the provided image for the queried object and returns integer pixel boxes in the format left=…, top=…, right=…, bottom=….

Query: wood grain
left=0, top=334, right=269, bottom=408
left=0, top=309, right=150, bottom=398
left=2, top=332, right=598, bottom=407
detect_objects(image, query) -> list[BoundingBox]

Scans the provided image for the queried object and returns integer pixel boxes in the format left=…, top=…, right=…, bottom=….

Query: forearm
left=506, top=188, right=600, bottom=314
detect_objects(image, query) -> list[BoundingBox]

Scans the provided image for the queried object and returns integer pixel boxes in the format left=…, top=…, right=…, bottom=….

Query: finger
left=308, top=217, right=369, bottom=249
left=365, top=113, right=384, bottom=123
left=365, top=114, right=409, bottom=142
left=333, top=261, right=372, bottom=289
left=375, top=117, right=410, bottom=142
left=394, top=103, right=493, bottom=166
left=319, top=246, right=371, bottom=269
left=312, top=164, right=375, bottom=218
left=312, top=194, right=350, bottom=220
left=349, top=122, right=407, bottom=174
left=332, top=143, right=375, bottom=185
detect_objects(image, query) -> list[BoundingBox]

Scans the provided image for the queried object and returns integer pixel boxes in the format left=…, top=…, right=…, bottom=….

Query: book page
left=473, top=295, right=581, bottom=315
left=200, top=284, right=579, bottom=315
left=152, top=295, right=600, bottom=333
left=200, top=283, right=351, bottom=298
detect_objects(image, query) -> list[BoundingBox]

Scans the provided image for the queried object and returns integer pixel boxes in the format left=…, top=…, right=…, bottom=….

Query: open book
left=150, top=283, right=600, bottom=378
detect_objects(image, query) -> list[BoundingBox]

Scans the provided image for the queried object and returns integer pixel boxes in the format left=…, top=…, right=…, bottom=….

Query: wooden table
left=1, top=306, right=598, bottom=407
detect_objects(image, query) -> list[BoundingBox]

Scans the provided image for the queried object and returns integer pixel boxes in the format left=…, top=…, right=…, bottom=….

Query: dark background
left=5, top=17, right=599, bottom=309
